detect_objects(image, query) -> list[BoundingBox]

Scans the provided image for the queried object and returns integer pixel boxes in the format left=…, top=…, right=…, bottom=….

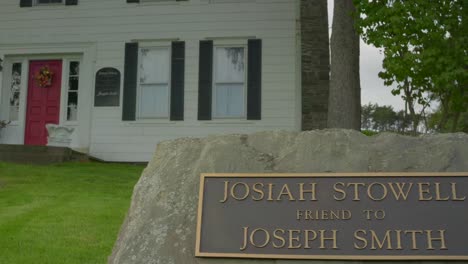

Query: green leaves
left=361, top=103, right=411, bottom=132
left=355, top=0, right=467, bottom=132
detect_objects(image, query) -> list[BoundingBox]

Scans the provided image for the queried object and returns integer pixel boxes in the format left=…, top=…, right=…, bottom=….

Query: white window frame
left=61, top=58, right=81, bottom=125
left=136, top=44, right=172, bottom=120
left=7, top=60, right=25, bottom=124
left=212, top=44, right=248, bottom=119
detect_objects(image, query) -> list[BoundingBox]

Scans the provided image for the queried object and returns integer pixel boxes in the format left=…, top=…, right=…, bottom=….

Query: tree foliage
left=361, top=103, right=411, bottom=133
left=362, top=102, right=467, bottom=134
left=428, top=106, right=468, bottom=133
left=354, top=0, right=467, bottom=133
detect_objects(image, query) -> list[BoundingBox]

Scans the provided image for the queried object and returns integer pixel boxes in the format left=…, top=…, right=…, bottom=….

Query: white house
left=0, top=0, right=329, bottom=162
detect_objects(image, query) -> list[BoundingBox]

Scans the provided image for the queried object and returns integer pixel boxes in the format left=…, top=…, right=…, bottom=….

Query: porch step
left=0, top=144, right=88, bottom=165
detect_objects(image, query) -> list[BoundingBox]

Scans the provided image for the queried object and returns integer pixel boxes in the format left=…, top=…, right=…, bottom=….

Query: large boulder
left=109, top=129, right=468, bottom=264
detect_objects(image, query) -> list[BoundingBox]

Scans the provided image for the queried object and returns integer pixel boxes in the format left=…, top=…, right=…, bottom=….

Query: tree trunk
left=407, top=99, right=419, bottom=135
left=451, top=111, right=461, bottom=132
left=403, top=101, right=408, bottom=133
left=438, top=96, right=451, bottom=131
left=419, top=104, right=428, bottom=134
left=401, top=78, right=419, bottom=135
left=328, top=0, right=361, bottom=130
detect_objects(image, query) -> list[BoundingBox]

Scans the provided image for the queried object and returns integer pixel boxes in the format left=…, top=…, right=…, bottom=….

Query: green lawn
left=0, top=161, right=144, bottom=264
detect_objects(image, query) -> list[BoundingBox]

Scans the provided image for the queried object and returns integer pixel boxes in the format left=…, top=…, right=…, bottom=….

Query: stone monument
left=109, top=129, right=468, bottom=264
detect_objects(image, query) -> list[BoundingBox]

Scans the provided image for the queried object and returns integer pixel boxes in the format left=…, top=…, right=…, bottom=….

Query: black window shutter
left=65, top=0, right=78, bottom=5
left=122, top=42, right=139, bottom=121
left=20, top=0, right=32, bottom=7
left=247, top=39, right=262, bottom=120
left=127, top=0, right=139, bottom=3
left=198, top=40, right=213, bottom=121
left=170, top=41, right=185, bottom=121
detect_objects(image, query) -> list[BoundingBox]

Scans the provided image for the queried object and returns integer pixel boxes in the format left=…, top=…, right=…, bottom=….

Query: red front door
left=25, top=60, right=62, bottom=146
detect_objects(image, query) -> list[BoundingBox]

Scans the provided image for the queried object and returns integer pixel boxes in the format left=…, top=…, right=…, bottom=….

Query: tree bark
left=328, top=0, right=361, bottom=130
left=438, top=95, right=451, bottom=131
left=402, top=79, right=419, bottom=135
left=451, top=111, right=461, bottom=132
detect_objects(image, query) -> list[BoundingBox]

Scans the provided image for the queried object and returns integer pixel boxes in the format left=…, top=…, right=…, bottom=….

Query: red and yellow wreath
left=35, top=66, right=54, bottom=88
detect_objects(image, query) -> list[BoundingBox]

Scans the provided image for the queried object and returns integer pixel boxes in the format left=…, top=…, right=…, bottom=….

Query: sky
left=327, top=1, right=406, bottom=111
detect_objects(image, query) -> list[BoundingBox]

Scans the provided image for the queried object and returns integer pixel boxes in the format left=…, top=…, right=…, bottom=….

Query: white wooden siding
left=0, top=0, right=300, bottom=162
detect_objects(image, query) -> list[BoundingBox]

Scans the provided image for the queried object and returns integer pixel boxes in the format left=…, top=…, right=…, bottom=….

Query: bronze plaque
left=195, top=173, right=468, bottom=260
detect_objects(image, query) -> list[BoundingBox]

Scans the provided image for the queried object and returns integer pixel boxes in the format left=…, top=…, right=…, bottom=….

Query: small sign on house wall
left=94, top=67, right=121, bottom=107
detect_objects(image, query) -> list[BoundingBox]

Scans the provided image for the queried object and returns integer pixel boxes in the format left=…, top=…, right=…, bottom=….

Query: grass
left=0, top=161, right=144, bottom=264
left=361, top=130, right=379, bottom=136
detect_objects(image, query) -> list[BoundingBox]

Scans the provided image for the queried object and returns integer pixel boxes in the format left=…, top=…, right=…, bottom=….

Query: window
left=198, top=39, right=261, bottom=121
left=142, top=0, right=181, bottom=2
left=213, top=47, right=246, bottom=118
left=123, top=41, right=185, bottom=121
left=9, top=63, right=22, bottom=121
left=209, top=0, right=252, bottom=3
left=36, top=0, right=63, bottom=4
left=127, top=0, right=187, bottom=3
left=66, top=61, right=80, bottom=121
left=21, top=0, right=76, bottom=8
left=138, top=47, right=171, bottom=119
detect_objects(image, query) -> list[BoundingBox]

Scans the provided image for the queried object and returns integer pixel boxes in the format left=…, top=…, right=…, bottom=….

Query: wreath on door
left=35, top=66, right=54, bottom=88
